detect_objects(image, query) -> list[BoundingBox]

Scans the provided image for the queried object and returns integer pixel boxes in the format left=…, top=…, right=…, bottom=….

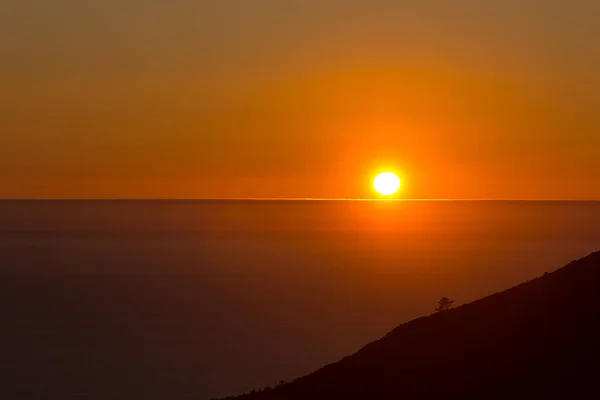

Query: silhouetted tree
left=435, top=297, right=454, bottom=312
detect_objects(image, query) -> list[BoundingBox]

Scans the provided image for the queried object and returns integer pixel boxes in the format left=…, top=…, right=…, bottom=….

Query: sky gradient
left=1, top=0, right=599, bottom=199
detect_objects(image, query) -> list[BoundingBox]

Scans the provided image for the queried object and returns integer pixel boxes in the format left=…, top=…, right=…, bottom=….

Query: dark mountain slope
left=223, top=250, right=600, bottom=399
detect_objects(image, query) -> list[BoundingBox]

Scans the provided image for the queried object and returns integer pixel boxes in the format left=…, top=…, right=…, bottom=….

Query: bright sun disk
left=374, top=172, right=401, bottom=196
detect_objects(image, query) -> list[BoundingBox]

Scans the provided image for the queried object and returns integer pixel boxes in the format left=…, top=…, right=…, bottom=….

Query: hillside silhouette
left=220, top=250, right=600, bottom=399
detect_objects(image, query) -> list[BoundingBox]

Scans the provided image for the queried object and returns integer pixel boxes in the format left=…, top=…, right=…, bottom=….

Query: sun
left=374, top=172, right=401, bottom=196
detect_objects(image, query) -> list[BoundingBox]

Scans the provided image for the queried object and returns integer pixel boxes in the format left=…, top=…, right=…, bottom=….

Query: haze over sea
left=2, top=200, right=600, bottom=399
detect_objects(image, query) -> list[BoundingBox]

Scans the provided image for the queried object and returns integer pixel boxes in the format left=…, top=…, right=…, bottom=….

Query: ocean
left=2, top=200, right=599, bottom=399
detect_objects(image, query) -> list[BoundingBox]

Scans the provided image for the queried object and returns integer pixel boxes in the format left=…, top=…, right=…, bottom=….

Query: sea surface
left=2, top=200, right=599, bottom=399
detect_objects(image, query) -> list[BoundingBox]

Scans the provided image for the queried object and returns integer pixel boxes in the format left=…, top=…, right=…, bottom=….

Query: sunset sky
left=1, top=0, right=599, bottom=199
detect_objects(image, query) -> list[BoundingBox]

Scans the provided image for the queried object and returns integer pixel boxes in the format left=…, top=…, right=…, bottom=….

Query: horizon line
left=1, top=198, right=599, bottom=202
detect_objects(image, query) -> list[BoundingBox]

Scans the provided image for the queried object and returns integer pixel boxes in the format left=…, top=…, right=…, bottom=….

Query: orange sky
left=1, top=1, right=599, bottom=199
